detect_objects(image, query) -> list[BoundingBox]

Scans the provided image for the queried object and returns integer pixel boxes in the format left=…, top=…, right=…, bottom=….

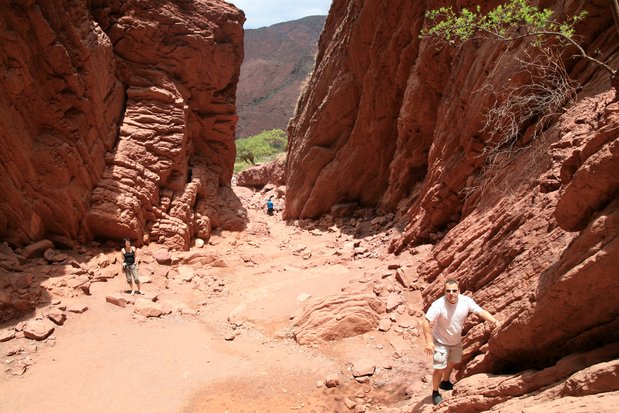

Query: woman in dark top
left=121, top=238, right=141, bottom=295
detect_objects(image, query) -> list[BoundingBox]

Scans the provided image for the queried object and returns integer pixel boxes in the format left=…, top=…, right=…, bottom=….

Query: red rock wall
left=0, top=0, right=245, bottom=250
left=286, top=0, right=619, bottom=402
left=287, top=0, right=426, bottom=219
left=0, top=0, right=125, bottom=247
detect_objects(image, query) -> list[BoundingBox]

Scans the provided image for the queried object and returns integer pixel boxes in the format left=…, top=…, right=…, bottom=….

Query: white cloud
left=229, top=0, right=332, bottom=29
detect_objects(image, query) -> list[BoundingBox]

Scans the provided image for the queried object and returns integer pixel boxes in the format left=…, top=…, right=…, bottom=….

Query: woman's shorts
left=433, top=340, right=463, bottom=369
left=124, top=264, right=139, bottom=283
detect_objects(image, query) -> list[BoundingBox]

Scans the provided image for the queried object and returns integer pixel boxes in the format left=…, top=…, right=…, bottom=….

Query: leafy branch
left=421, top=0, right=617, bottom=78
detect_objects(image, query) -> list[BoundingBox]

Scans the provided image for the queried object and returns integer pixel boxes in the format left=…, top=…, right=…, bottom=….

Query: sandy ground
left=0, top=187, right=433, bottom=413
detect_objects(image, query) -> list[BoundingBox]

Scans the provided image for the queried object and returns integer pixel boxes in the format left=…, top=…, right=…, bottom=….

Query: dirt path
left=0, top=187, right=432, bottom=413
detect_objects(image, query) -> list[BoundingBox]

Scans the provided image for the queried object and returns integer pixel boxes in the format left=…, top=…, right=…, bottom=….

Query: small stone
left=325, top=373, right=340, bottom=388
left=5, top=344, right=23, bottom=356
left=385, top=293, right=404, bottom=312
left=10, top=363, right=27, bottom=376
left=13, top=299, right=30, bottom=311
left=23, top=319, right=55, bottom=341
left=0, top=329, right=16, bottom=342
left=343, top=398, right=356, bottom=409
left=134, top=299, right=167, bottom=317
left=67, top=304, right=88, bottom=313
left=47, top=309, right=66, bottom=325
left=177, top=265, right=194, bottom=282
left=352, top=359, right=376, bottom=377
left=106, top=294, right=127, bottom=308
left=378, top=319, right=392, bottom=332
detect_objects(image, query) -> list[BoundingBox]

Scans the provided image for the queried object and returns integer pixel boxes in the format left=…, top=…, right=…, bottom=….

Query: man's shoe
left=439, top=380, right=454, bottom=390
left=432, top=393, right=443, bottom=405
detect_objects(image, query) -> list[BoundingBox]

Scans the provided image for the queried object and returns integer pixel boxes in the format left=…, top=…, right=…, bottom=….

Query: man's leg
left=432, top=367, right=443, bottom=391
left=431, top=343, right=449, bottom=405
left=440, top=342, right=462, bottom=390
left=439, top=361, right=457, bottom=390
left=431, top=368, right=444, bottom=405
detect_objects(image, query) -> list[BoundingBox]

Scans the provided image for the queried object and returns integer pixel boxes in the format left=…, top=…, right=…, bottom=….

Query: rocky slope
left=286, top=0, right=619, bottom=411
left=236, top=15, right=326, bottom=138
left=0, top=0, right=245, bottom=251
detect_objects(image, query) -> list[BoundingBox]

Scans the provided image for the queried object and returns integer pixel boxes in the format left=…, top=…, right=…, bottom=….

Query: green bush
left=234, top=129, right=287, bottom=173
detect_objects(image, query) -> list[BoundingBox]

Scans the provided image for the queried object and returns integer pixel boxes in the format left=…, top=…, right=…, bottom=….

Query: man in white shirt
left=421, top=279, right=500, bottom=405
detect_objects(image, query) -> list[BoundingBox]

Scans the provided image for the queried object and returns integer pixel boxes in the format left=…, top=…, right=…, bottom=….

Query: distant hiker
left=266, top=195, right=275, bottom=215
left=121, top=238, right=141, bottom=295
left=421, top=279, right=500, bottom=406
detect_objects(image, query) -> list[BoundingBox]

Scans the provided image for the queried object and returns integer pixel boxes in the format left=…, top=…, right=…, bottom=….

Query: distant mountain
left=236, top=15, right=326, bottom=138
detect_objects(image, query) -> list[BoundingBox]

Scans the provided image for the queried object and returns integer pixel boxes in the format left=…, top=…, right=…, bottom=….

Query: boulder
left=22, top=240, right=55, bottom=259
left=292, top=292, right=385, bottom=345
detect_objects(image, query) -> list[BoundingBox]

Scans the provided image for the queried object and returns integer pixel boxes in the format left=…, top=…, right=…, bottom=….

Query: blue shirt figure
left=266, top=196, right=274, bottom=215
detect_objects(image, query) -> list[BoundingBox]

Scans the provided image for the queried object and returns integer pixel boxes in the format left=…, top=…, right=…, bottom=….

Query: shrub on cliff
left=235, top=129, right=288, bottom=173
left=421, top=0, right=618, bottom=162
left=421, top=0, right=618, bottom=93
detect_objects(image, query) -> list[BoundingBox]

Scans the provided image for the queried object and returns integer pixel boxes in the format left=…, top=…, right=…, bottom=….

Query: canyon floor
left=0, top=186, right=435, bottom=413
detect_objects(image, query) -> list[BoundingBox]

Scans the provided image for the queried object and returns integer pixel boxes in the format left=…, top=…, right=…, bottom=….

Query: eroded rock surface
left=85, top=0, right=245, bottom=249
left=0, top=0, right=245, bottom=251
left=285, top=0, right=619, bottom=410
left=292, top=292, right=385, bottom=345
left=0, top=0, right=124, bottom=246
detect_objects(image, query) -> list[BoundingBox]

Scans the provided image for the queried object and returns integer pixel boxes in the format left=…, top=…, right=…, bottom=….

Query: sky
left=229, top=0, right=332, bottom=29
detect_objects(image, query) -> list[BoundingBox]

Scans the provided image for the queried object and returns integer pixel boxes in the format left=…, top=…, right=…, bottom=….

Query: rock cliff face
left=0, top=0, right=245, bottom=250
left=286, top=0, right=619, bottom=409
left=0, top=0, right=124, bottom=247
left=236, top=15, right=325, bottom=138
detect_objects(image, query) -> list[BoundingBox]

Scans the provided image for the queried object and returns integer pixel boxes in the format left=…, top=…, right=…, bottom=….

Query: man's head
left=444, top=279, right=460, bottom=304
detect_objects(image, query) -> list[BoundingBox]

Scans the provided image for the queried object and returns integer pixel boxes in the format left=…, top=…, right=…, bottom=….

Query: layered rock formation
left=286, top=0, right=619, bottom=409
left=0, top=0, right=245, bottom=250
left=236, top=15, right=325, bottom=138
left=0, top=0, right=125, bottom=247
left=292, top=292, right=385, bottom=345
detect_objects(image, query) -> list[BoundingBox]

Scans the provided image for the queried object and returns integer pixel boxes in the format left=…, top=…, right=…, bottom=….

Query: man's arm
left=477, top=309, right=501, bottom=328
left=421, top=317, right=435, bottom=355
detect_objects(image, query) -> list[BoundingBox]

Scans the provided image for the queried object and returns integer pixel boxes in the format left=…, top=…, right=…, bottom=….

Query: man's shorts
left=124, top=264, right=139, bottom=283
left=433, top=340, right=463, bottom=369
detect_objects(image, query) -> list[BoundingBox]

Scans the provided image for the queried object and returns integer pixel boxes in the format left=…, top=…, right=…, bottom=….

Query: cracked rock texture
left=286, top=0, right=619, bottom=410
left=0, top=0, right=245, bottom=250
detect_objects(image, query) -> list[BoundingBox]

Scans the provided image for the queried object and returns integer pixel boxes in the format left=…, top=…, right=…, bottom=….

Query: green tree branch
left=421, top=0, right=617, bottom=79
